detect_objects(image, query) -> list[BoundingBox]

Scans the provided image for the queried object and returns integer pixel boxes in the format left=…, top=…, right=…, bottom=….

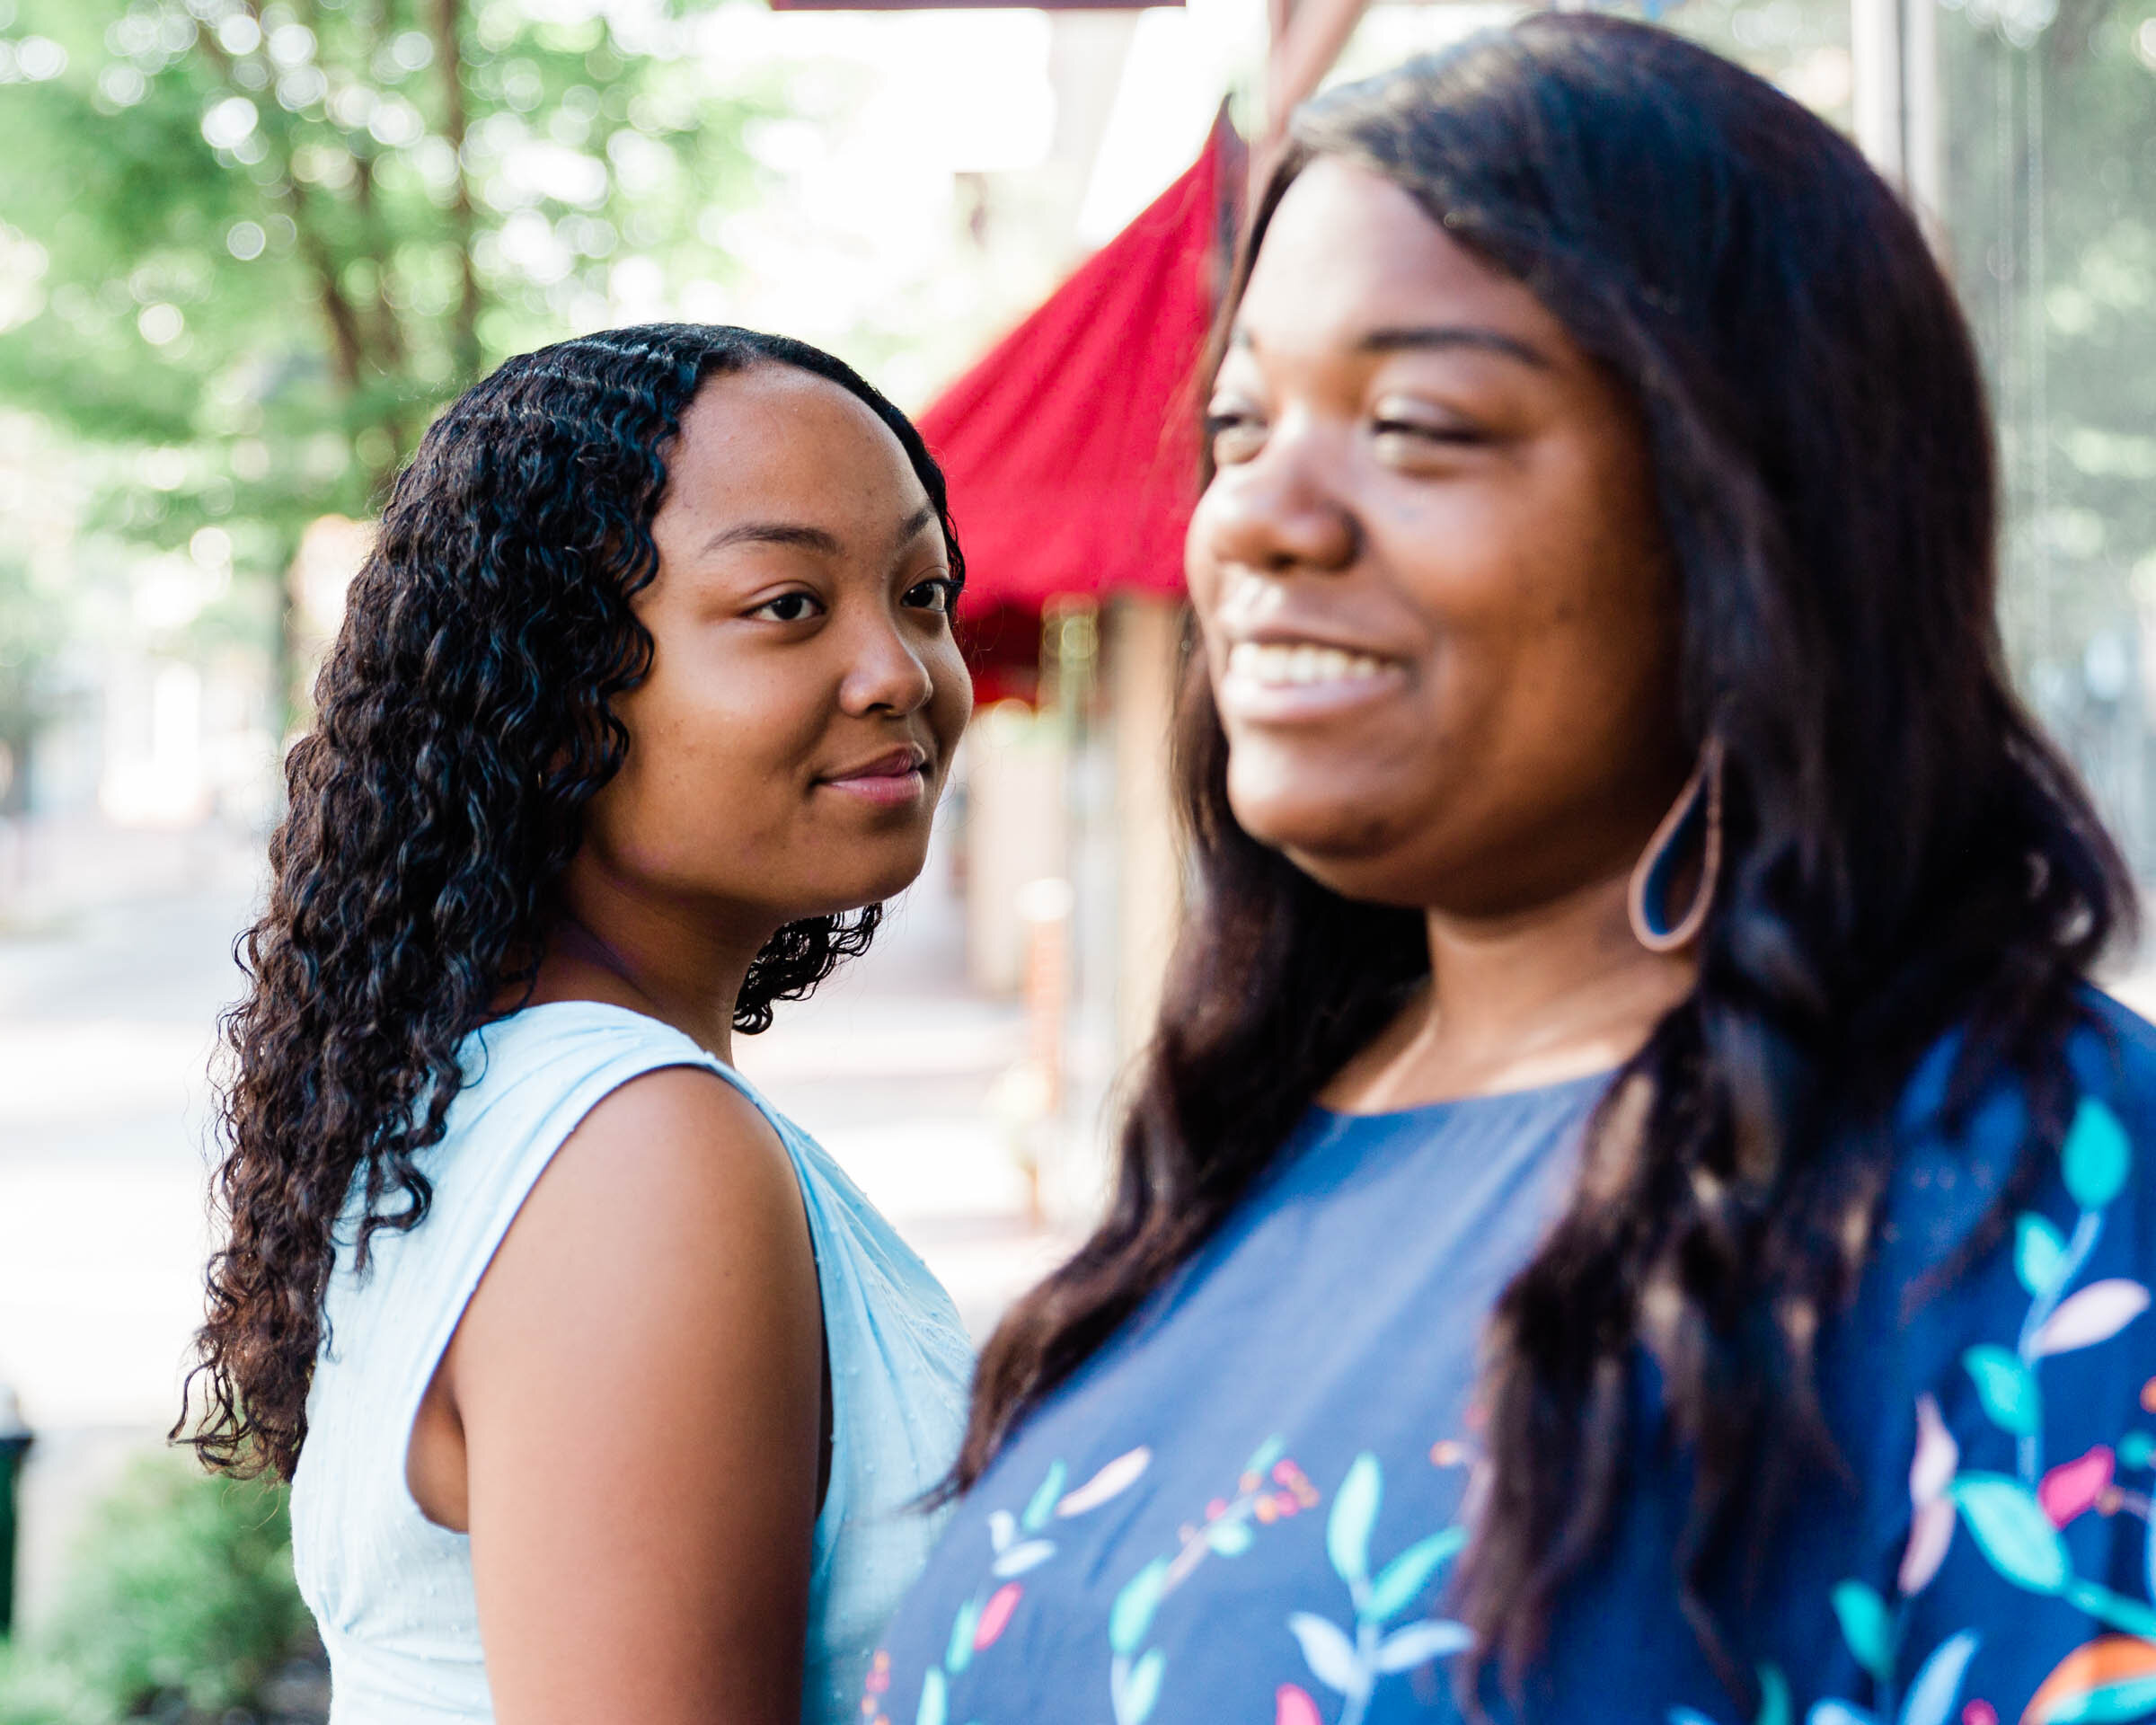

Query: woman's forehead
left=666, top=367, right=923, bottom=523
left=1235, top=159, right=1561, bottom=366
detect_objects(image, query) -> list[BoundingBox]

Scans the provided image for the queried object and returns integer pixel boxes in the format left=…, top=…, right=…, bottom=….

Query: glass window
left=1935, top=0, right=2156, bottom=875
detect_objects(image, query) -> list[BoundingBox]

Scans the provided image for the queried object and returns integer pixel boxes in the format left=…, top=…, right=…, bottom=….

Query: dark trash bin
left=0, top=1384, right=31, bottom=1638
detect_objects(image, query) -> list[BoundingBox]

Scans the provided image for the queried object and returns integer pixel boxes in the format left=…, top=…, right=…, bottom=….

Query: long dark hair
left=955, top=14, right=2133, bottom=1692
left=181, top=323, right=964, bottom=1482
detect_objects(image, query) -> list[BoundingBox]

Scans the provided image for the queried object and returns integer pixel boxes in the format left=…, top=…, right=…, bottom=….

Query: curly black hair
left=178, top=323, right=963, bottom=1480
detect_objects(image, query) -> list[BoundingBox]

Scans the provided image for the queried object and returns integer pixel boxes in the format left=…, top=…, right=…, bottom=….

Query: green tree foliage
left=0, top=0, right=761, bottom=699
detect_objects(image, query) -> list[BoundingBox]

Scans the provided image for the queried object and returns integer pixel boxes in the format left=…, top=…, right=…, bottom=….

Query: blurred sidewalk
left=734, top=838, right=1081, bottom=1342
left=0, top=809, right=1071, bottom=1624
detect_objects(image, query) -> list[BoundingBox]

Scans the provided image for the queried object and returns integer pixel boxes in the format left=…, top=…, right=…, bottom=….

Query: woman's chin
left=1227, top=791, right=1450, bottom=909
left=789, top=849, right=935, bottom=921
left=1230, top=778, right=1404, bottom=867
left=1280, top=848, right=1442, bottom=911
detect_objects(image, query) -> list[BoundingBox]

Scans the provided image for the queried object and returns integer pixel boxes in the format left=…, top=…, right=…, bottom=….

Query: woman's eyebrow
left=890, top=504, right=938, bottom=553
left=703, top=520, right=844, bottom=557
left=1227, top=323, right=1551, bottom=369
left=1357, top=325, right=1551, bottom=368
left=702, top=506, right=936, bottom=562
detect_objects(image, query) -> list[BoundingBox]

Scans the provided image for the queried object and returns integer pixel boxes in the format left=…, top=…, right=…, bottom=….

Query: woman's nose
left=839, top=614, right=935, bottom=717
left=1196, top=442, right=1359, bottom=579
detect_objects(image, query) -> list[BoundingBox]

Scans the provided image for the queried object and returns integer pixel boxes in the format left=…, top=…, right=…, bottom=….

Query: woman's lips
left=819, top=748, right=930, bottom=808
left=1215, top=639, right=1407, bottom=724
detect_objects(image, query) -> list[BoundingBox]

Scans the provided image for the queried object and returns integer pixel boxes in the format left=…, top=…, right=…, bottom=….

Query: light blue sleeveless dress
left=289, top=1001, right=974, bottom=1725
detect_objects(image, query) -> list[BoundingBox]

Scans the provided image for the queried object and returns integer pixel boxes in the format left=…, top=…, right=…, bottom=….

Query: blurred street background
left=0, top=0, right=2150, bottom=1712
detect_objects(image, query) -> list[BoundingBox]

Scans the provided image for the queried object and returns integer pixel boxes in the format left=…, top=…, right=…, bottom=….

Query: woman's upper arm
left=453, top=1064, right=824, bottom=1725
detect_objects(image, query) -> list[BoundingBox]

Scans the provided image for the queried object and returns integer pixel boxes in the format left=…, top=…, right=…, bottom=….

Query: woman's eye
left=903, top=577, right=959, bottom=616
left=1373, top=414, right=1480, bottom=447
left=1206, top=409, right=1268, bottom=465
left=751, top=591, right=824, bottom=624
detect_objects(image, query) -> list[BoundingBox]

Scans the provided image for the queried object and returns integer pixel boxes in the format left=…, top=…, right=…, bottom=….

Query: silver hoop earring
left=1628, top=735, right=1725, bottom=954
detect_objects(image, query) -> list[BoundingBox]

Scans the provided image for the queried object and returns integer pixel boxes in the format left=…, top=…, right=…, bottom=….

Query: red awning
left=922, top=120, right=1234, bottom=639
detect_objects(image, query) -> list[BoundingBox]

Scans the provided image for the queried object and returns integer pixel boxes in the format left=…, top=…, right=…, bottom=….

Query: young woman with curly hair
left=180, top=324, right=975, bottom=1724
left=872, top=19, right=2156, bottom=1724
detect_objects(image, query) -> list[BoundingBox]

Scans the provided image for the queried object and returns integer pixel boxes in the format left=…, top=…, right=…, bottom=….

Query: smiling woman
left=873, top=16, right=2156, bottom=1725
left=176, top=324, right=975, bottom=1725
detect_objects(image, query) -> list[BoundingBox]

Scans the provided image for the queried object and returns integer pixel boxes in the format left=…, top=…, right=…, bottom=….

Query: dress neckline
left=1310, top=1063, right=1616, bottom=1125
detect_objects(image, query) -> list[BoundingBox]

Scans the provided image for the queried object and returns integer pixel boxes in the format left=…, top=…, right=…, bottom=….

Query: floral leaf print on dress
left=866, top=1447, right=1153, bottom=1725
left=1279, top=1452, right=1471, bottom=1725
left=1674, top=1095, right=2156, bottom=1725
left=1108, top=1438, right=1322, bottom=1725
left=1939, top=1101, right=2156, bottom=1644
left=2022, top=1636, right=2156, bottom=1724
left=1962, top=1101, right=2149, bottom=1482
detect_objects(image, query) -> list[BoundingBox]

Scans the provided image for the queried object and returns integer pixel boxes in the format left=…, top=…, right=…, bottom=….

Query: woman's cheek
left=932, top=637, right=975, bottom=738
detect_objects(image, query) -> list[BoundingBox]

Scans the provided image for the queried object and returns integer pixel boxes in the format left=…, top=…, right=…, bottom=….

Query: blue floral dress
left=870, top=990, right=2156, bottom=1725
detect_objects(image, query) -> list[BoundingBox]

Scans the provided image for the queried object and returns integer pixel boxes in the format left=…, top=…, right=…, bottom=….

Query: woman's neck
left=1320, top=866, right=1696, bottom=1113
left=516, top=857, right=779, bottom=1064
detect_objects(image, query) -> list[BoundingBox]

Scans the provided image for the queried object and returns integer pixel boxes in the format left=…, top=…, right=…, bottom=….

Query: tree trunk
left=430, top=0, right=484, bottom=385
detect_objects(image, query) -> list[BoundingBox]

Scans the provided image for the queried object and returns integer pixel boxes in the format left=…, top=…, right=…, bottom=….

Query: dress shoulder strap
left=314, top=1001, right=752, bottom=1510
